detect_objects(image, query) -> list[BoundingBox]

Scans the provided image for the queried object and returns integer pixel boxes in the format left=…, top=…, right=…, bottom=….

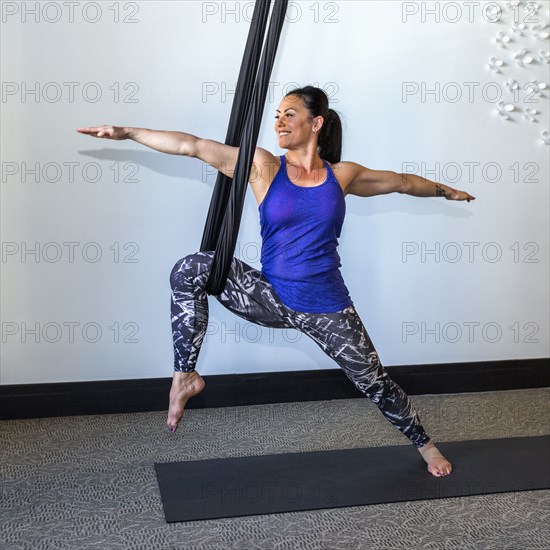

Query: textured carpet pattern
left=1, top=388, right=549, bottom=549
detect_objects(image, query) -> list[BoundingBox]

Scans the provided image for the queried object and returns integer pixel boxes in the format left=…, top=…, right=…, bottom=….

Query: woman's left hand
left=446, top=188, right=476, bottom=202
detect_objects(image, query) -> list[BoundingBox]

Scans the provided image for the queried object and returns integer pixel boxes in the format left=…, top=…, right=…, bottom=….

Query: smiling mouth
left=279, top=131, right=291, bottom=137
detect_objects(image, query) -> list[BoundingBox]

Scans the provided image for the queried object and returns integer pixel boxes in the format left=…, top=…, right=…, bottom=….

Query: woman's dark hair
left=284, top=86, right=342, bottom=163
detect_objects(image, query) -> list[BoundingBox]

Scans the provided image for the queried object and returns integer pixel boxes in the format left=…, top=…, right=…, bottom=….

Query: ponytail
left=317, top=108, right=342, bottom=164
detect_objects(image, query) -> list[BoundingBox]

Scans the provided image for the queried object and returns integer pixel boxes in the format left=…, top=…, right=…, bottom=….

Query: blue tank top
left=258, top=154, right=353, bottom=313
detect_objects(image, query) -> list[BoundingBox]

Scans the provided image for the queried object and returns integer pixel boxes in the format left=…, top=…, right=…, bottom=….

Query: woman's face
left=274, top=95, right=320, bottom=148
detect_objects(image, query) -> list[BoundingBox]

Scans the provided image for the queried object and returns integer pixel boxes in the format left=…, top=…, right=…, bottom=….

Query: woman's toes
left=427, top=457, right=452, bottom=477
left=166, top=418, right=177, bottom=432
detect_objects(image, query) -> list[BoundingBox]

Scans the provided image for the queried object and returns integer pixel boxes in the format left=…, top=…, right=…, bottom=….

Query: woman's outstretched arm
left=76, top=126, right=278, bottom=184
left=76, top=126, right=199, bottom=156
left=76, top=125, right=247, bottom=180
left=340, top=162, right=475, bottom=202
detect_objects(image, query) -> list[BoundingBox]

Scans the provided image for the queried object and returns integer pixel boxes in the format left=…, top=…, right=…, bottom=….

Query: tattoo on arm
left=435, top=184, right=447, bottom=197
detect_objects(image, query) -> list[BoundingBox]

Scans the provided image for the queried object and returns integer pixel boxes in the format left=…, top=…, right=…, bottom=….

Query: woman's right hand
left=76, top=125, right=128, bottom=140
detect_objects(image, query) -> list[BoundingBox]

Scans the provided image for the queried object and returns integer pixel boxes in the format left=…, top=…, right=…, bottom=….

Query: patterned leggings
left=169, top=251, right=431, bottom=449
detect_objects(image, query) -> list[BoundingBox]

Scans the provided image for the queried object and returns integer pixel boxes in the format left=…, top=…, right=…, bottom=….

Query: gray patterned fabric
left=170, top=251, right=430, bottom=449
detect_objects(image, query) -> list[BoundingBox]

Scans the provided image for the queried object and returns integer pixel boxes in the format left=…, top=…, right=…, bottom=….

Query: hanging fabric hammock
left=199, top=0, right=289, bottom=295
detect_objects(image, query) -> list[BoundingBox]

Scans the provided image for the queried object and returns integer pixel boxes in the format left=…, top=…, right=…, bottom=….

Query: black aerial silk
left=199, top=0, right=289, bottom=295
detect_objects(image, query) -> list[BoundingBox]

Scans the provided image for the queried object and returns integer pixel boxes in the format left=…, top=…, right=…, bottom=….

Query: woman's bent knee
left=169, top=250, right=215, bottom=287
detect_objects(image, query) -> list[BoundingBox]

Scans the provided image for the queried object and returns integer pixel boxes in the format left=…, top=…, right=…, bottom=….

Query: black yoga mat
left=155, top=435, right=550, bottom=522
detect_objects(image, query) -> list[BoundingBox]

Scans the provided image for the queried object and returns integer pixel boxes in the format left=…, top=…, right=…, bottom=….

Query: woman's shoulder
left=250, top=147, right=281, bottom=182
left=254, top=147, right=281, bottom=167
left=324, top=159, right=357, bottom=193
left=250, top=148, right=282, bottom=207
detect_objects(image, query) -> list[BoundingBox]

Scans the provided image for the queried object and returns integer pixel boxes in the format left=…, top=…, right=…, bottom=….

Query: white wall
left=1, top=0, right=549, bottom=384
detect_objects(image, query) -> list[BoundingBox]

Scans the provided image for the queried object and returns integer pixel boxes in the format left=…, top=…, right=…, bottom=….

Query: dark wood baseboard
left=1, top=358, right=548, bottom=420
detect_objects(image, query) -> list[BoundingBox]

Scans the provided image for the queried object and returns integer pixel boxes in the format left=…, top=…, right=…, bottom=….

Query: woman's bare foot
left=167, top=370, right=205, bottom=433
left=419, top=440, right=453, bottom=477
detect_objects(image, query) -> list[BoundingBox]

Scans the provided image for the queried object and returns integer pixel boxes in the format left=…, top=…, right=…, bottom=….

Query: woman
left=78, top=86, right=475, bottom=477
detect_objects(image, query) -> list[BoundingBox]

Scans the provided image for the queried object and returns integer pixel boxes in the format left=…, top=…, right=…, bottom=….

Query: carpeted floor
left=1, top=388, right=549, bottom=549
